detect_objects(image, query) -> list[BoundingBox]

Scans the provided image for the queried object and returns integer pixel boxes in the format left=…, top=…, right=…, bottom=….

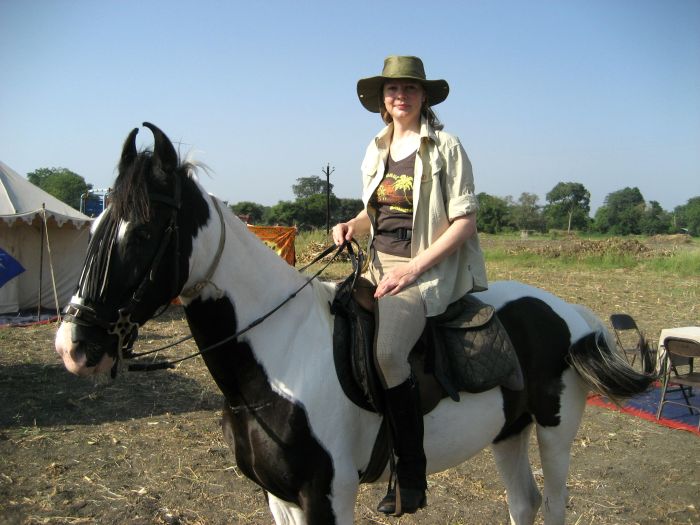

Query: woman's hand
left=375, top=262, right=420, bottom=298
left=373, top=214, right=477, bottom=299
left=331, top=210, right=371, bottom=246
left=331, top=222, right=354, bottom=246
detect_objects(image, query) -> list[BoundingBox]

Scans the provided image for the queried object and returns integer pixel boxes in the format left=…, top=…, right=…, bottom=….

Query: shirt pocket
left=420, top=147, right=442, bottom=183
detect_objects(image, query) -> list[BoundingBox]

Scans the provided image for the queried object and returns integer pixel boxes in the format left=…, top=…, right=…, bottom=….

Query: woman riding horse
left=332, top=55, right=487, bottom=516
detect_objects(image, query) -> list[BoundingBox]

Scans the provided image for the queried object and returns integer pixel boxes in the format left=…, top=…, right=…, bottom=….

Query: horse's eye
left=134, top=228, right=152, bottom=242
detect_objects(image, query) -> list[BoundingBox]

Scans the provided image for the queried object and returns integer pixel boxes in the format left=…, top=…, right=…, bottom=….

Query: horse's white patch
left=475, top=281, right=592, bottom=344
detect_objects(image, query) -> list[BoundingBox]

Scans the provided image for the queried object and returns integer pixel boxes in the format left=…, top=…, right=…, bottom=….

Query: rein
left=126, top=240, right=361, bottom=372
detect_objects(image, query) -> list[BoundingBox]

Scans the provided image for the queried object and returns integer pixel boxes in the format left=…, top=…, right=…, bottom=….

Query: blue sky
left=1, top=0, right=698, bottom=214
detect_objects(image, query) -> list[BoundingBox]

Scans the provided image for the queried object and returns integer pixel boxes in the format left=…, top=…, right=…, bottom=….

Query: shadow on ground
left=0, top=362, right=223, bottom=427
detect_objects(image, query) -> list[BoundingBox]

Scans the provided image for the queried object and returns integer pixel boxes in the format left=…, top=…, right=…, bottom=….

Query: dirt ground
left=1, top=236, right=699, bottom=525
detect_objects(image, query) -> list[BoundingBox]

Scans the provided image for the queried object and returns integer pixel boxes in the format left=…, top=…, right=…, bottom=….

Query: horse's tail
left=566, top=304, right=657, bottom=405
left=567, top=330, right=658, bottom=405
left=635, top=335, right=658, bottom=375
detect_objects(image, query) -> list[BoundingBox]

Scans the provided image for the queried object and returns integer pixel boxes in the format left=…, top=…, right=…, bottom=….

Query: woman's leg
left=374, top=285, right=426, bottom=387
left=367, top=251, right=428, bottom=515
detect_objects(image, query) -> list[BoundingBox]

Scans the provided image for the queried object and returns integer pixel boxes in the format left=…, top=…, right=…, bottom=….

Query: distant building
left=80, top=189, right=111, bottom=217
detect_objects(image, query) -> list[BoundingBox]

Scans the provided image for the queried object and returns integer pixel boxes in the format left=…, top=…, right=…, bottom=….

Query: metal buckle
left=396, top=228, right=411, bottom=241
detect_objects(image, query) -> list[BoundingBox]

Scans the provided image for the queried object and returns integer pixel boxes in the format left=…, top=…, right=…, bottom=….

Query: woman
left=332, top=55, right=487, bottom=516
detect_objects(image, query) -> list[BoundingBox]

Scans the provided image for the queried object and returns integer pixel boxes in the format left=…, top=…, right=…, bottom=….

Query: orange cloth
left=248, top=225, right=297, bottom=266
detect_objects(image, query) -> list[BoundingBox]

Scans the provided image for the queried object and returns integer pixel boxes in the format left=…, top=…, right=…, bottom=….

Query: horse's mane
left=110, top=150, right=202, bottom=223
left=111, top=150, right=155, bottom=223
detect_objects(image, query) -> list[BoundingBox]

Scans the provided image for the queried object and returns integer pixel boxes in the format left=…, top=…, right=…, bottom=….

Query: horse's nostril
left=80, top=339, right=106, bottom=367
left=69, top=345, right=87, bottom=364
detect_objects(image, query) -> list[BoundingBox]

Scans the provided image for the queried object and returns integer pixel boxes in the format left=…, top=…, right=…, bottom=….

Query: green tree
left=477, top=193, right=511, bottom=233
left=230, top=201, right=267, bottom=224
left=593, top=187, right=645, bottom=235
left=292, top=176, right=333, bottom=199
left=510, top=192, right=545, bottom=232
left=265, top=194, right=341, bottom=231
left=544, top=182, right=591, bottom=232
left=674, top=196, right=700, bottom=236
left=27, top=167, right=91, bottom=210
left=263, top=200, right=298, bottom=226
left=639, top=201, right=671, bottom=235
left=332, top=198, right=364, bottom=225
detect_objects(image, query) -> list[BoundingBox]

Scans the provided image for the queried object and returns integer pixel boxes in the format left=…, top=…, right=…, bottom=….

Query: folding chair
left=656, top=337, right=700, bottom=430
left=609, top=314, right=649, bottom=369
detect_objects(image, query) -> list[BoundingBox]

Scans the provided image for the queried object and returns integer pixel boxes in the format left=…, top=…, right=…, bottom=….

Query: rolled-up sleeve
left=443, top=141, right=479, bottom=220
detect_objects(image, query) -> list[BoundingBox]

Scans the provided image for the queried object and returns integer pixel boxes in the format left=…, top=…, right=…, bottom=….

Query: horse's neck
left=185, top=195, right=312, bottom=328
left=181, top=192, right=340, bottom=407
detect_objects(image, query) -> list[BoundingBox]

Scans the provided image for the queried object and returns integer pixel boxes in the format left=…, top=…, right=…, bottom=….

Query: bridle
left=63, top=173, right=184, bottom=374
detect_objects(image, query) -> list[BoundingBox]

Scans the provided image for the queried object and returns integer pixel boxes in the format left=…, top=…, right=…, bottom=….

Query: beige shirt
left=360, top=117, right=488, bottom=316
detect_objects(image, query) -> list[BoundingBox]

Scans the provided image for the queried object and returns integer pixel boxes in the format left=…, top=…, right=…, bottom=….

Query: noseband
left=63, top=175, right=183, bottom=372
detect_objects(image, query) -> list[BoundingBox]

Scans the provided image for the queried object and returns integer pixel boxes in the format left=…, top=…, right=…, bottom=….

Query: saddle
left=330, top=273, right=523, bottom=483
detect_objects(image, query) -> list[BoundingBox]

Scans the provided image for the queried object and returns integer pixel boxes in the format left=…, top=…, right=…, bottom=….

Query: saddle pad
left=432, top=312, right=524, bottom=396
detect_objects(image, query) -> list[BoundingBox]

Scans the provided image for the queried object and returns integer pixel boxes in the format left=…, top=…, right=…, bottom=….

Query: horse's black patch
left=185, top=296, right=336, bottom=523
left=494, top=296, right=572, bottom=442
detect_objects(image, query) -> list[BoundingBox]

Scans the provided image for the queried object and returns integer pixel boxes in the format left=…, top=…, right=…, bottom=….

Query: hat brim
left=356, top=76, right=449, bottom=113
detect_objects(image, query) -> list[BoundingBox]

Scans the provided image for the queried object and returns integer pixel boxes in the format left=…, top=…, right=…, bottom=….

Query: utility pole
left=322, top=163, right=335, bottom=233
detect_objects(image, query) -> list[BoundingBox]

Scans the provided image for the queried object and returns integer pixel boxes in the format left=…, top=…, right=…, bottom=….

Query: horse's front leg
left=266, top=473, right=359, bottom=525
left=268, top=493, right=306, bottom=525
left=326, top=471, right=360, bottom=525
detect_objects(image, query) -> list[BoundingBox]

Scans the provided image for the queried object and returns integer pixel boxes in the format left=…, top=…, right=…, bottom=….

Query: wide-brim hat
left=357, top=55, right=449, bottom=113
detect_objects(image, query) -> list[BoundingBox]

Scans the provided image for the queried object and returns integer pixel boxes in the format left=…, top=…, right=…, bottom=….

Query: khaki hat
left=357, top=55, right=449, bottom=113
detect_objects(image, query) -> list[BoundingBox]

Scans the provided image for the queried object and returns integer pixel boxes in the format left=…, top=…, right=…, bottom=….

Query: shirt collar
left=419, top=115, right=438, bottom=143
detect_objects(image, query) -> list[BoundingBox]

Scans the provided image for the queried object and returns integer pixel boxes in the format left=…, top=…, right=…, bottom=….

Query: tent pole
left=43, top=210, right=62, bottom=321
left=37, top=204, right=45, bottom=319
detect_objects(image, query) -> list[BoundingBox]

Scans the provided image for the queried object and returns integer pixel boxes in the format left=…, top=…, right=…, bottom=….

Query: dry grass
left=1, top=235, right=698, bottom=524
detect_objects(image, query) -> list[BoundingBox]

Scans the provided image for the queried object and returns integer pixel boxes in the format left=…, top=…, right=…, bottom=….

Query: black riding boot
left=376, top=376, right=427, bottom=516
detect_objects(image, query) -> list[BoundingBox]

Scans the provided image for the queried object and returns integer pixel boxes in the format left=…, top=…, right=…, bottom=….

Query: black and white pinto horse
left=55, top=124, right=653, bottom=525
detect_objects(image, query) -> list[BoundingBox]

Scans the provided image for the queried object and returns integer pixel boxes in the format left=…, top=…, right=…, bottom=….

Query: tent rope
left=42, top=206, right=62, bottom=322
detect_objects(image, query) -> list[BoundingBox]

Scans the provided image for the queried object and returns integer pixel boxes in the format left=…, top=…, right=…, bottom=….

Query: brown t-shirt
left=371, top=151, right=416, bottom=257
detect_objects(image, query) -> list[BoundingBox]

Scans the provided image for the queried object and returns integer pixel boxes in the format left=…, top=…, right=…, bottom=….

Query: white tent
left=0, top=161, right=91, bottom=315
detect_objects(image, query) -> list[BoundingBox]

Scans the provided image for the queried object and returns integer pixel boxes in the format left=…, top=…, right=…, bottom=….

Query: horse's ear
left=119, top=128, right=139, bottom=169
left=143, top=122, right=177, bottom=176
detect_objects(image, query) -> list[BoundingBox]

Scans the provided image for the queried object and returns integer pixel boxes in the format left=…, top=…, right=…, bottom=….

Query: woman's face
left=383, top=80, right=425, bottom=126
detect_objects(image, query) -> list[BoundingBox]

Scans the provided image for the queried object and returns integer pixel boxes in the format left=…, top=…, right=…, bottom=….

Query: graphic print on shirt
left=376, top=173, right=413, bottom=213
left=374, top=151, right=416, bottom=215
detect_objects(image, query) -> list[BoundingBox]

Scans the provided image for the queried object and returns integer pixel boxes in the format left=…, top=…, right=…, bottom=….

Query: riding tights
left=366, top=250, right=426, bottom=389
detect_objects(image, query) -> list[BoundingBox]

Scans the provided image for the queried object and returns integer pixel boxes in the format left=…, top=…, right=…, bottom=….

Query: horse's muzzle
left=55, top=321, right=116, bottom=376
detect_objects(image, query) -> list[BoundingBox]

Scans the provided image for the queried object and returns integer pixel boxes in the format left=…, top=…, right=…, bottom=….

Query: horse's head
left=55, top=123, right=208, bottom=376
